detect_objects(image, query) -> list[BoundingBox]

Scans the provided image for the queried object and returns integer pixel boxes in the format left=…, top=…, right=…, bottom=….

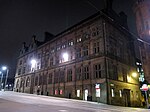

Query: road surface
left=0, top=91, right=149, bottom=112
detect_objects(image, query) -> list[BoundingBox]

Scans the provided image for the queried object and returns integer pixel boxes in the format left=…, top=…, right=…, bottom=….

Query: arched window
left=20, top=79, right=24, bottom=88
left=26, top=77, right=30, bottom=87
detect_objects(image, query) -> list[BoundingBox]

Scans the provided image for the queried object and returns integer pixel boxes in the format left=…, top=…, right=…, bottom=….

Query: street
left=0, top=91, right=149, bottom=112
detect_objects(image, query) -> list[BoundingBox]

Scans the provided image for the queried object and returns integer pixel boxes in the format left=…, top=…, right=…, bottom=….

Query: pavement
left=0, top=91, right=149, bottom=112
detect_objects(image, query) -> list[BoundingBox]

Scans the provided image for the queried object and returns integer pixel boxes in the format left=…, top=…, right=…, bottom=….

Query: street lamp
left=31, top=59, right=37, bottom=72
left=0, top=71, right=3, bottom=90
left=132, top=72, right=138, bottom=78
left=62, top=52, right=69, bottom=62
left=2, top=66, right=9, bottom=91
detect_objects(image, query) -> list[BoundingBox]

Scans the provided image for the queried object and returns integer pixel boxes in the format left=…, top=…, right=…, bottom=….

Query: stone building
left=14, top=1, right=141, bottom=107
left=134, top=0, right=150, bottom=83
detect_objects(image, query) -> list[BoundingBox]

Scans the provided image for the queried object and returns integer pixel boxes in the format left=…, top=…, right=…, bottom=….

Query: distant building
left=133, top=0, right=150, bottom=83
left=14, top=0, right=141, bottom=107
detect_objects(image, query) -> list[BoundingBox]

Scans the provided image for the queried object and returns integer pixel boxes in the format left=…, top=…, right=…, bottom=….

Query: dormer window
left=77, top=38, right=82, bottom=43
left=68, top=40, right=74, bottom=46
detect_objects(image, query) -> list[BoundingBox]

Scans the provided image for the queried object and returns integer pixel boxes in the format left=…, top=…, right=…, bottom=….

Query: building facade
left=134, top=0, right=150, bottom=83
left=14, top=4, right=141, bottom=107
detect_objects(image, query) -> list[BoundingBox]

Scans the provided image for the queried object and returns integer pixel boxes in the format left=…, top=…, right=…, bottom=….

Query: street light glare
left=2, top=66, right=7, bottom=70
left=31, top=59, right=36, bottom=64
left=132, top=72, right=137, bottom=78
left=31, top=59, right=37, bottom=68
left=63, top=53, right=69, bottom=62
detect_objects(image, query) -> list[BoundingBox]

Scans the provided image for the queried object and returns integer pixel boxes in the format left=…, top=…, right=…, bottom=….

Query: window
left=20, top=80, right=24, bottom=88
left=19, top=60, right=22, bottom=65
left=94, top=64, right=102, bottom=79
left=109, top=64, right=118, bottom=80
left=22, top=67, right=26, bottom=74
left=119, top=90, right=122, bottom=97
left=38, top=53, right=41, bottom=59
left=55, top=89, right=58, bottom=95
left=35, top=76, right=38, bottom=86
left=83, top=66, right=89, bottom=80
left=93, top=42, right=100, bottom=54
left=76, top=67, right=82, bottom=80
left=68, top=40, right=74, bottom=46
left=67, top=69, right=72, bottom=82
left=43, top=74, right=47, bottom=85
left=50, top=57, right=54, bottom=66
left=39, top=75, right=43, bottom=85
left=77, top=90, right=80, bottom=97
left=57, top=45, right=61, bottom=51
left=77, top=38, right=82, bottom=43
left=76, top=47, right=81, bottom=58
left=108, top=37, right=117, bottom=56
left=83, top=45, right=88, bottom=56
left=18, top=68, right=21, bottom=75
left=59, top=70, right=65, bottom=83
left=111, top=88, right=115, bottom=97
left=48, top=73, right=53, bottom=84
left=54, top=71, right=59, bottom=83
left=26, top=77, right=30, bottom=87
left=51, top=47, right=55, bottom=53
left=61, top=43, right=66, bottom=49
left=37, top=62, right=41, bottom=70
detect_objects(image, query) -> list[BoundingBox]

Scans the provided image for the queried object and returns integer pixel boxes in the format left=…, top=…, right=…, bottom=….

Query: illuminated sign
left=140, top=84, right=148, bottom=91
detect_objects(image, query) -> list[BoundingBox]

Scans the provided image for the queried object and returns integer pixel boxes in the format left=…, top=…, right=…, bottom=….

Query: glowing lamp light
left=31, top=59, right=37, bottom=68
left=63, top=53, right=69, bottom=62
left=132, top=72, right=137, bottom=78
left=2, top=66, right=7, bottom=71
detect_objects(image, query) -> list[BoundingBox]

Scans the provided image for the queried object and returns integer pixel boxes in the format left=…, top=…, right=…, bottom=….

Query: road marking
left=58, top=110, right=67, bottom=112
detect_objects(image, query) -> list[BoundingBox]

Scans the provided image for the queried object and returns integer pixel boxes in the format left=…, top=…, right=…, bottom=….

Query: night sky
left=0, top=0, right=136, bottom=75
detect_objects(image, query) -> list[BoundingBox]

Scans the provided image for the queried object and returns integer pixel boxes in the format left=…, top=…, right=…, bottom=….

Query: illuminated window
left=111, top=88, right=115, bottom=97
left=77, top=90, right=80, bottom=97
left=55, top=90, right=58, bottom=95
left=119, top=90, right=122, bottom=97
left=60, top=90, right=63, bottom=95
left=77, top=38, right=82, bottom=43
left=68, top=40, right=74, bottom=46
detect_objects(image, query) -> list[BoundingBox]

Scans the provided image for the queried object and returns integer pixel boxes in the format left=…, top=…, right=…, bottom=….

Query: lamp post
left=0, top=71, right=3, bottom=90
left=2, top=66, right=9, bottom=91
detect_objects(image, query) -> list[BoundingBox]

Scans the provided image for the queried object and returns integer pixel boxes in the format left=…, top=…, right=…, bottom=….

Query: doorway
left=123, top=89, right=131, bottom=107
left=84, top=89, right=88, bottom=101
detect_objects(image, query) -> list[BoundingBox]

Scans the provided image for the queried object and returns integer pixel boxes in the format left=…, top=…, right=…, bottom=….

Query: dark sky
left=0, top=0, right=135, bottom=74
